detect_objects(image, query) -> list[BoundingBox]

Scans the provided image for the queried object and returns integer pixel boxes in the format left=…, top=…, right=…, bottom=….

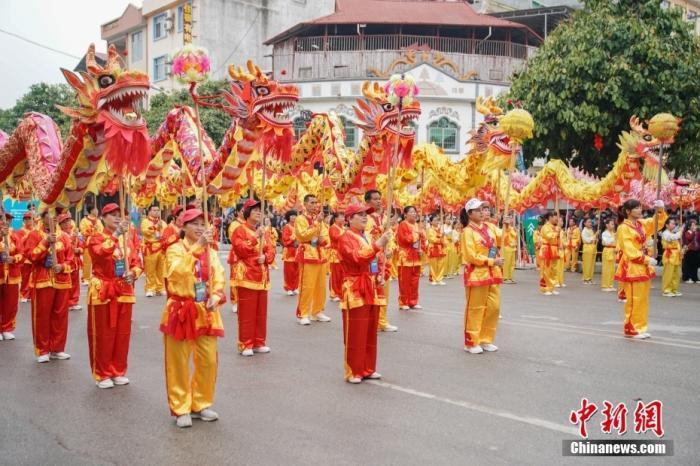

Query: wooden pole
left=651, top=145, right=665, bottom=257
left=259, top=151, right=268, bottom=253
left=502, top=146, right=517, bottom=220
left=190, top=85, right=211, bottom=295
left=118, top=178, right=130, bottom=275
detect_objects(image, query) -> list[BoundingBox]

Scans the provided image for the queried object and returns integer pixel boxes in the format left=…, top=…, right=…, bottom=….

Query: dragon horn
left=476, top=96, right=491, bottom=116
left=86, top=43, right=102, bottom=75
left=629, top=115, right=647, bottom=134
left=246, top=60, right=257, bottom=76
left=486, top=97, right=503, bottom=115
left=107, top=44, right=124, bottom=70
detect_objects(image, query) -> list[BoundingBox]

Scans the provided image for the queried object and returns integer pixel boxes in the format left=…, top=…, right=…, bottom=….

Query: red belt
left=345, top=271, right=375, bottom=304
left=165, top=295, right=200, bottom=341
left=94, top=275, right=131, bottom=328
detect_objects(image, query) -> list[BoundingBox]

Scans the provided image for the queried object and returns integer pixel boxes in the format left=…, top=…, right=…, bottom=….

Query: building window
left=131, top=31, right=143, bottom=62
left=153, top=13, right=168, bottom=41
left=311, top=85, right=321, bottom=97
left=339, top=116, right=356, bottom=148
left=153, top=55, right=168, bottom=82
left=293, top=117, right=306, bottom=140
left=298, top=67, right=312, bottom=79
left=177, top=5, right=184, bottom=32
left=428, top=117, right=458, bottom=153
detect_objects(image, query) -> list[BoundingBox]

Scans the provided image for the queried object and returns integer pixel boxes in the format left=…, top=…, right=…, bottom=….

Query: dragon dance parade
left=1, top=0, right=699, bottom=463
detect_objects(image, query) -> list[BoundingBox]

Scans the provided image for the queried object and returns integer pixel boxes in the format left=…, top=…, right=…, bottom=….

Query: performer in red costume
left=16, top=212, right=35, bottom=303
left=281, top=210, right=299, bottom=295
left=0, top=213, right=24, bottom=340
left=58, top=213, right=84, bottom=311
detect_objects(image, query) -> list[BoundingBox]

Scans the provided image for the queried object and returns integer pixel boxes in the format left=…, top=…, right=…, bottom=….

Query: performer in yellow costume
left=501, top=215, right=517, bottom=283
left=615, top=199, right=666, bottom=339
left=295, top=194, right=330, bottom=325
left=565, top=218, right=581, bottom=272
left=141, top=205, right=167, bottom=297
left=161, top=209, right=225, bottom=428
left=533, top=225, right=542, bottom=270
left=538, top=212, right=561, bottom=295
left=556, top=217, right=566, bottom=288
left=661, top=217, right=683, bottom=297
left=426, top=215, right=447, bottom=285
left=460, top=199, right=503, bottom=354
left=600, top=218, right=617, bottom=291
left=581, top=218, right=597, bottom=284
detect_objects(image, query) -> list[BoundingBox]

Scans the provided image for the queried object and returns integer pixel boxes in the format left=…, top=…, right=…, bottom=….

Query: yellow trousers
left=378, top=282, right=392, bottom=329
left=503, top=247, right=516, bottom=280
left=662, top=264, right=680, bottom=294
left=297, top=263, right=326, bottom=318
left=144, top=252, right=165, bottom=293
left=539, top=259, right=559, bottom=292
left=389, top=255, right=398, bottom=279
left=464, top=284, right=499, bottom=347
left=623, top=280, right=650, bottom=335
left=428, top=257, right=446, bottom=283
left=82, top=252, right=92, bottom=283
left=582, top=244, right=596, bottom=281
left=556, top=254, right=565, bottom=286
left=163, top=335, right=218, bottom=416
left=601, top=250, right=616, bottom=289
left=565, top=247, right=579, bottom=272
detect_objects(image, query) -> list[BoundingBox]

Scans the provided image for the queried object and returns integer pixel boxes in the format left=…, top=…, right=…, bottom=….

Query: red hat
left=102, top=203, right=120, bottom=216
left=172, top=205, right=184, bottom=216
left=23, top=212, right=32, bottom=220
left=180, top=208, right=204, bottom=224
left=345, top=204, right=374, bottom=218
left=56, top=213, right=71, bottom=224
left=243, top=199, right=261, bottom=210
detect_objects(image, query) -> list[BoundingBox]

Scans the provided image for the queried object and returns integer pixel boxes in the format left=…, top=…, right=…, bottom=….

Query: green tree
left=0, top=83, right=76, bottom=138
left=144, top=79, right=232, bottom=144
left=508, top=0, right=700, bottom=176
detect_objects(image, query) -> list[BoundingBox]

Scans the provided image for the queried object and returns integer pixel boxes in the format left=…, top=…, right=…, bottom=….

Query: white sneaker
left=145, top=291, right=155, bottom=298
left=438, top=281, right=446, bottom=286
left=561, top=283, right=567, bottom=287
left=347, top=377, right=362, bottom=384
left=2, top=332, right=15, bottom=340
left=253, top=346, right=271, bottom=353
left=191, top=408, right=218, bottom=422
left=366, top=372, right=382, bottom=379
left=36, top=354, right=50, bottom=363
left=331, top=296, right=341, bottom=302
left=69, top=305, right=82, bottom=311
left=662, top=292, right=674, bottom=297
left=618, top=298, right=627, bottom=303
left=630, top=333, right=649, bottom=340
left=96, top=378, right=114, bottom=389
left=465, top=345, right=484, bottom=354
left=286, top=290, right=294, bottom=296
left=674, top=292, right=683, bottom=297
left=112, top=376, right=130, bottom=386
left=241, top=348, right=254, bottom=357
left=231, top=304, right=238, bottom=314
left=429, top=282, right=437, bottom=286
left=176, top=414, right=192, bottom=428
left=293, top=290, right=299, bottom=295
left=481, top=343, right=498, bottom=352
left=20, top=298, right=28, bottom=303
left=312, top=313, right=331, bottom=322
left=399, top=305, right=410, bottom=310
left=380, top=324, right=398, bottom=332
left=50, top=352, right=71, bottom=360
left=552, top=290, right=560, bottom=295
left=412, top=304, right=423, bottom=309
left=156, top=291, right=166, bottom=296
left=0, top=333, right=3, bottom=341
left=543, top=291, right=553, bottom=296
left=298, top=317, right=311, bottom=325
left=685, top=279, right=694, bottom=284
left=554, top=284, right=561, bottom=288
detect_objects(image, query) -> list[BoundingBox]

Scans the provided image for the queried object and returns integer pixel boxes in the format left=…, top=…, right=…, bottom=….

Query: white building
left=265, top=0, right=541, bottom=160
left=101, top=0, right=336, bottom=92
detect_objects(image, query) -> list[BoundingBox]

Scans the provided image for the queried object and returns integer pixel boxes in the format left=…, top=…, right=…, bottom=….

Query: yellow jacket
left=294, top=213, right=329, bottom=264
left=141, top=216, right=166, bottom=255
left=461, top=222, right=502, bottom=286
left=615, top=212, right=667, bottom=282
left=539, top=223, right=561, bottom=263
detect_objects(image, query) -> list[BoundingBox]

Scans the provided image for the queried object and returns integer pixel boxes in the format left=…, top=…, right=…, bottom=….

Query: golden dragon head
left=353, top=81, right=421, bottom=138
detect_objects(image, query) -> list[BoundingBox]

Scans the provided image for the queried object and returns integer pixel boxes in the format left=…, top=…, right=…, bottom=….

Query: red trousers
left=329, top=262, right=343, bottom=299
left=236, top=287, right=267, bottom=351
left=283, top=261, right=299, bottom=291
left=229, top=266, right=238, bottom=305
left=68, top=271, right=80, bottom=307
left=398, top=265, right=421, bottom=307
left=31, top=287, right=70, bottom=356
left=0, top=283, right=19, bottom=332
left=342, top=305, right=379, bottom=379
left=20, top=263, right=32, bottom=300
left=87, top=302, right=132, bottom=380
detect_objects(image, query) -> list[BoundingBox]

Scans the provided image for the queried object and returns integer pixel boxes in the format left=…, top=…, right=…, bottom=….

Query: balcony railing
left=272, top=34, right=537, bottom=83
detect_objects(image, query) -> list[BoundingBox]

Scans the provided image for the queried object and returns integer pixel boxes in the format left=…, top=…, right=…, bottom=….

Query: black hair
left=605, top=217, right=616, bottom=227
left=329, top=212, right=345, bottom=225
left=364, top=190, right=381, bottom=202
left=542, top=211, right=557, bottom=222
left=619, top=199, right=641, bottom=221
left=664, top=216, right=677, bottom=229
left=148, top=204, right=159, bottom=212
left=459, top=208, right=469, bottom=227
left=303, top=194, right=316, bottom=203
left=166, top=214, right=176, bottom=224
left=403, top=205, right=416, bottom=215
left=284, top=210, right=298, bottom=222
left=179, top=230, right=185, bottom=240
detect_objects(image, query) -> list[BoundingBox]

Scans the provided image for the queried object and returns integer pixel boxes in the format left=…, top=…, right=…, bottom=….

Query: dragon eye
left=382, top=103, right=394, bottom=112
left=643, top=134, right=652, bottom=141
left=98, top=75, right=116, bottom=88
left=255, top=86, right=270, bottom=96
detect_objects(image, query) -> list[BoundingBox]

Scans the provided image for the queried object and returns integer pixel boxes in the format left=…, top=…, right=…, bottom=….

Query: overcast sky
left=0, top=0, right=139, bottom=109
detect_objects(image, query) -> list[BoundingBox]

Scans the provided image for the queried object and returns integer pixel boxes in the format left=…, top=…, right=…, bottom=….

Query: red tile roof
left=266, top=0, right=530, bottom=44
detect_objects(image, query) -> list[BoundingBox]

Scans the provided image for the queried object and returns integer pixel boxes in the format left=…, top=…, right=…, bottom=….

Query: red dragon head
left=353, top=81, right=421, bottom=139
left=58, top=43, right=151, bottom=175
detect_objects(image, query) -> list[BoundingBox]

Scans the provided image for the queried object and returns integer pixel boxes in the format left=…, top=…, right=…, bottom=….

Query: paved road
left=1, top=259, right=698, bottom=465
